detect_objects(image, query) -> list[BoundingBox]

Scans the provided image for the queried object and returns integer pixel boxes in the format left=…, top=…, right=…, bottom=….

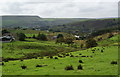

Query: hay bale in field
left=65, top=65, right=74, bottom=70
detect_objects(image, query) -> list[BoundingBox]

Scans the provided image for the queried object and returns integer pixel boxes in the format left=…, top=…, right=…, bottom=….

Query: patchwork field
left=2, top=34, right=119, bottom=75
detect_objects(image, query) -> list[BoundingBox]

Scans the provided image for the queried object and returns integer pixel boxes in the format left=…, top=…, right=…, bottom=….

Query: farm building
left=0, top=35, right=15, bottom=42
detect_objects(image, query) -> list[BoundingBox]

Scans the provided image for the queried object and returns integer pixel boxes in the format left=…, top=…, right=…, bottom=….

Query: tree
left=32, top=34, right=36, bottom=39
left=64, top=37, right=74, bottom=47
left=85, top=38, right=97, bottom=48
left=56, top=34, right=64, bottom=45
left=37, top=33, right=47, bottom=41
left=17, top=33, right=26, bottom=41
left=57, top=34, right=64, bottom=38
left=2, top=29, right=10, bottom=35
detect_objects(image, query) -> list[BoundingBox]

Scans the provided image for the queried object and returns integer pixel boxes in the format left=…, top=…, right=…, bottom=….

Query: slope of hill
left=2, top=16, right=89, bottom=28
left=49, top=18, right=119, bottom=35
left=2, top=33, right=119, bottom=75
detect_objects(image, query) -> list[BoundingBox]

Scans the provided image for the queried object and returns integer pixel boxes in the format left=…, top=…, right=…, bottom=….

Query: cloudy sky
left=0, top=0, right=119, bottom=18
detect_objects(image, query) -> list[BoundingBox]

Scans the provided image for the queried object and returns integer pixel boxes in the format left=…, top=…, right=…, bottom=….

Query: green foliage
left=17, top=33, right=26, bottom=41
left=56, top=34, right=64, bottom=45
left=86, top=38, right=97, bottom=48
left=37, top=33, right=48, bottom=41
left=57, top=34, right=64, bottom=38
left=64, top=37, right=74, bottom=46
left=2, top=29, right=10, bottom=35
left=65, top=65, right=74, bottom=70
left=32, top=34, right=36, bottom=38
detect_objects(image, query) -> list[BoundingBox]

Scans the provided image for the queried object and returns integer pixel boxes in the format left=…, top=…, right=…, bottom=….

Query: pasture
left=2, top=31, right=119, bottom=75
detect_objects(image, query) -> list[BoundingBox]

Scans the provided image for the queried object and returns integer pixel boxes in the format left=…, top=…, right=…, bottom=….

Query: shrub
left=20, top=59, right=24, bottom=61
left=54, top=57, right=58, bottom=59
left=36, top=65, right=43, bottom=67
left=37, top=33, right=48, bottom=41
left=2, top=62, right=4, bottom=65
left=77, top=65, right=83, bottom=70
left=4, top=59, right=9, bottom=62
left=79, top=53, right=82, bottom=55
left=39, top=57, right=44, bottom=59
left=58, top=55, right=63, bottom=58
left=111, top=61, right=117, bottom=64
left=101, top=50, right=104, bottom=53
left=21, top=66, right=27, bottom=69
left=50, top=56, right=53, bottom=59
left=79, top=60, right=83, bottom=63
left=66, top=54, right=69, bottom=56
left=17, top=33, right=26, bottom=41
left=81, top=56, right=86, bottom=57
left=32, top=34, right=36, bottom=39
left=70, top=55, right=74, bottom=57
left=57, top=34, right=64, bottom=38
left=86, top=38, right=98, bottom=48
left=65, top=65, right=74, bottom=70
left=64, top=37, right=74, bottom=47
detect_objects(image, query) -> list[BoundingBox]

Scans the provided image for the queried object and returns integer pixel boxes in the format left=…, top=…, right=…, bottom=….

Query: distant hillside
left=49, top=18, right=119, bottom=35
left=2, top=16, right=89, bottom=28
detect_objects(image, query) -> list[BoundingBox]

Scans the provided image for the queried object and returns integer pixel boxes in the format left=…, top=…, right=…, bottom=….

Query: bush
left=79, top=60, right=83, bottom=63
left=54, top=57, right=58, bottom=59
left=4, top=59, right=9, bottom=62
left=36, top=65, right=43, bottom=67
left=66, top=54, right=69, bottom=56
left=50, top=56, right=53, bottom=59
left=58, top=55, right=63, bottom=58
left=65, top=65, right=74, bottom=70
left=20, top=59, right=24, bottom=61
left=77, top=65, right=83, bottom=70
left=32, top=34, right=36, bottom=39
left=86, top=38, right=98, bottom=48
left=111, top=61, right=117, bottom=64
left=70, top=55, right=74, bottom=57
left=101, top=50, right=104, bottom=53
left=17, top=33, right=26, bottom=41
left=36, top=64, right=48, bottom=67
left=57, top=34, right=64, bottom=38
left=37, top=33, right=48, bottom=41
left=21, top=66, right=27, bottom=69
left=79, top=53, right=82, bottom=55
left=64, top=37, right=74, bottom=47
left=2, top=62, right=4, bottom=65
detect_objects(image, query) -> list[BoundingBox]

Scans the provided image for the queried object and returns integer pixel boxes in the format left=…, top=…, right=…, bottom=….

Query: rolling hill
left=2, top=15, right=89, bottom=28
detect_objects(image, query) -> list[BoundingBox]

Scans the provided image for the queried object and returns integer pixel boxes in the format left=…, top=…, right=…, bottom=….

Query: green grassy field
left=2, top=33, right=119, bottom=75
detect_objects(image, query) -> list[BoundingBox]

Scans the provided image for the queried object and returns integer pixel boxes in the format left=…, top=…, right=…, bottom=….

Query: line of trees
left=17, top=32, right=98, bottom=48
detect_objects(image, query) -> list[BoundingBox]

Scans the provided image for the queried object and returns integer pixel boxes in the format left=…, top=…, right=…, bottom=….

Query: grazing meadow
left=2, top=31, right=119, bottom=75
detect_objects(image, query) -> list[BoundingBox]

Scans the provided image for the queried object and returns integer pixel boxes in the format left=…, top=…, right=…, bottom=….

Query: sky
left=0, top=0, right=119, bottom=18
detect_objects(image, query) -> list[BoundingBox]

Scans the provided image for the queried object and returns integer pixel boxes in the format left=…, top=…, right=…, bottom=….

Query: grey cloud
left=0, top=1, right=118, bottom=18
